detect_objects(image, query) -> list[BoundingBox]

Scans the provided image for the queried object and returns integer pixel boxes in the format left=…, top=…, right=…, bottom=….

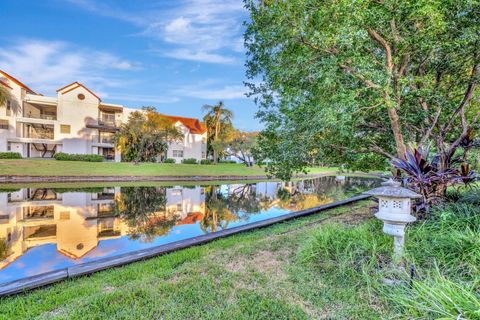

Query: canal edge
left=0, top=194, right=371, bottom=297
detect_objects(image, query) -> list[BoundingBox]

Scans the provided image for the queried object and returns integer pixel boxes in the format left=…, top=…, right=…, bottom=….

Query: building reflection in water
left=0, top=176, right=379, bottom=282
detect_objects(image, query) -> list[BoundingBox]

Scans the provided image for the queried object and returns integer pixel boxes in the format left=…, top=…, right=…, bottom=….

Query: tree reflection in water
left=114, top=187, right=175, bottom=242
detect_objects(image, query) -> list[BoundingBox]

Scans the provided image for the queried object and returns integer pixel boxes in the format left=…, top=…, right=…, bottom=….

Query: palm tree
left=202, top=101, right=233, bottom=163
left=0, top=86, right=8, bottom=106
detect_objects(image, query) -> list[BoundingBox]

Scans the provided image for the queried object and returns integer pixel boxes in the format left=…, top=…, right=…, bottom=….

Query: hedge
left=182, top=158, right=198, bottom=164
left=219, top=160, right=237, bottom=164
left=0, top=152, right=22, bottom=159
left=163, top=158, right=176, bottom=163
left=200, top=159, right=212, bottom=165
left=54, top=152, right=104, bottom=162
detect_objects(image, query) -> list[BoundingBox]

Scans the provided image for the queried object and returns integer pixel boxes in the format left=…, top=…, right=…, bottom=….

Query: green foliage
left=299, top=221, right=390, bottom=272
left=388, top=268, right=480, bottom=320
left=202, top=101, right=234, bottom=162
left=219, top=130, right=258, bottom=166
left=114, top=187, right=170, bottom=242
left=54, top=152, right=103, bottom=162
left=0, top=152, right=22, bottom=159
left=300, top=189, right=480, bottom=319
left=113, top=109, right=182, bottom=162
left=0, top=87, right=8, bottom=107
left=219, top=160, right=237, bottom=164
left=200, top=159, right=212, bottom=165
left=163, top=158, right=175, bottom=163
left=181, top=158, right=198, bottom=164
left=245, top=0, right=480, bottom=180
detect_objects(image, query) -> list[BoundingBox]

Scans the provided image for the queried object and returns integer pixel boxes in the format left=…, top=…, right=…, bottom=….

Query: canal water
left=0, top=176, right=379, bottom=284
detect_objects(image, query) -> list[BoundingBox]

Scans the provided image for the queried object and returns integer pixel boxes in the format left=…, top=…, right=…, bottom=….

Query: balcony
left=21, top=123, right=55, bottom=140
left=90, top=135, right=115, bottom=146
left=23, top=102, right=57, bottom=121
left=86, top=118, right=121, bottom=131
left=98, top=118, right=122, bottom=127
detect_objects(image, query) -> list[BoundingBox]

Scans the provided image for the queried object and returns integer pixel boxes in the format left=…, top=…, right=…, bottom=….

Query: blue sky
left=0, top=0, right=260, bottom=130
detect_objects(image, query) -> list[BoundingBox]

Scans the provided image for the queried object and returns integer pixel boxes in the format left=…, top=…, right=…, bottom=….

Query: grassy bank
left=0, top=159, right=337, bottom=177
left=1, top=192, right=477, bottom=319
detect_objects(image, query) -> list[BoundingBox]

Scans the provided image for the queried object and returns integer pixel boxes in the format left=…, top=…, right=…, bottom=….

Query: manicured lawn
left=1, top=189, right=477, bottom=319
left=0, top=159, right=338, bottom=177
left=0, top=201, right=383, bottom=319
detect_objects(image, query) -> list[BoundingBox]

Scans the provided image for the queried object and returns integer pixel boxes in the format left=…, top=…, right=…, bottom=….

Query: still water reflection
left=0, top=176, right=379, bottom=284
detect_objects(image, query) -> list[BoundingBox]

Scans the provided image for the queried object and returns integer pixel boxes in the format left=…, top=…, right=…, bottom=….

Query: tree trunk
left=387, top=107, right=407, bottom=159
left=213, top=113, right=221, bottom=164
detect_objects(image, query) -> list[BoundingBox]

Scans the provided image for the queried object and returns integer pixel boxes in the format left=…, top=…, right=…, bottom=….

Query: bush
left=182, top=158, right=198, bottom=164
left=200, top=159, right=212, bottom=165
left=163, top=158, right=176, bottom=163
left=219, top=160, right=237, bottom=164
left=0, top=152, right=22, bottom=159
left=54, top=152, right=103, bottom=162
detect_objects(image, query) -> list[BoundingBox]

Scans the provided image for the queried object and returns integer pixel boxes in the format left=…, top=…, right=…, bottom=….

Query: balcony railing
left=24, top=131, right=55, bottom=140
left=98, top=118, right=122, bottom=127
left=23, top=114, right=57, bottom=121
left=91, top=135, right=114, bottom=144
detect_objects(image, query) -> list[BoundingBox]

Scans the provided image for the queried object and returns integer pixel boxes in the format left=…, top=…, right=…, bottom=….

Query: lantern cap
left=364, top=179, right=421, bottom=199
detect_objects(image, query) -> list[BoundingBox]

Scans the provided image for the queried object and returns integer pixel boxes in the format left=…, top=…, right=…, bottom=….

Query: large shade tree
left=113, top=107, right=182, bottom=162
left=203, top=101, right=234, bottom=163
left=245, top=0, right=480, bottom=182
left=216, top=129, right=259, bottom=166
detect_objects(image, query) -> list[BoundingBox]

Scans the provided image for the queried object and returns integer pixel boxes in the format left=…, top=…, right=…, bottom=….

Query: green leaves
left=113, top=110, right=180, bottom=162
left=245, top=0, right=480, bottom=179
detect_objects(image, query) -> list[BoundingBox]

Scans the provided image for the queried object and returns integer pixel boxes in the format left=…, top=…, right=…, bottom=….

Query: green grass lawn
left=0, top=159, right=338, bottom=177
left=1, top=193, right=477, bottom=319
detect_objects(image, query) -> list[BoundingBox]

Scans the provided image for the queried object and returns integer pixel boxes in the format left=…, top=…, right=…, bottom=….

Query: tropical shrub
left=182, top=158, right=198, bottom=164
left=0, top=152, right=22, bottom=159
left=200, top=159, right=212, bottom=165
left=163, top=158, right=175, bottom=163
left=54, top=152, right=103, bottom=162
left=391, top=148, right=476, bottom=213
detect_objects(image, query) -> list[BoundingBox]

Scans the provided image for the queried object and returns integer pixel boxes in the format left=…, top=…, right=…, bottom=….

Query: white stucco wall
left=0, top=74, right=206, bottom=161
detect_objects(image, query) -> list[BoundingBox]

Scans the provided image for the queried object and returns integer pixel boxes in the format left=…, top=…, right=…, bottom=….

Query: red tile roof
left=57, top=81, right=101, bottom=101
left=176, top=212, right=204, bottom=226
left=162, top=114, right=207, bottom=134
left=0, top=70, right=36, bottom=94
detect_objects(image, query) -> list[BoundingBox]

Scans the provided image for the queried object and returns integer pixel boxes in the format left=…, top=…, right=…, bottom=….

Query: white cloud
left=174, top=83, right=246, bottom=100
left=65, top=0, right=247, bottom=64
left=0, top=39, right=140, bottom=95
left=162, top=49, right=235, bottom=64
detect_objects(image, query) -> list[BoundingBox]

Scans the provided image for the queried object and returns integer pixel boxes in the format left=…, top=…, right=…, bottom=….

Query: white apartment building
left=0, top=70, right=207, bottom=162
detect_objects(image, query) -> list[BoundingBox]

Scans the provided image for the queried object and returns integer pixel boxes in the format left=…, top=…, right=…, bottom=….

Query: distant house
left=0, top=70, right=207, bottom=162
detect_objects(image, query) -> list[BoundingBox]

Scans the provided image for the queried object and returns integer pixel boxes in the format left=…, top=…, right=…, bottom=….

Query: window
left=176, top=203, right=182, bottom=211
left=7, top=142, right=11, bottom=151
left=6, top=101, right=11, bottom=116
left=77, top=93, right=85, bottom=100
left=201, top=151, right=206, bottom=159
left=172, top=150, right=183, bottom=158
left=60, top=125, right=71, bottom=134
left=0, top=119, right=8, bottom=129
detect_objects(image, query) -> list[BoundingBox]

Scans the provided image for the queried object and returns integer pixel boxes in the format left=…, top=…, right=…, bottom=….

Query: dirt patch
left=327, top=205, right=375, bottom=225
left=102, top=286, right=116, bottom=293
left=41, top=307, right=67, bottom=319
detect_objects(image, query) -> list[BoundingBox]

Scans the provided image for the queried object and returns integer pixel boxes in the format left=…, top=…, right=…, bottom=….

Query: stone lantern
left=364, top=179, right=421, bottom=265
